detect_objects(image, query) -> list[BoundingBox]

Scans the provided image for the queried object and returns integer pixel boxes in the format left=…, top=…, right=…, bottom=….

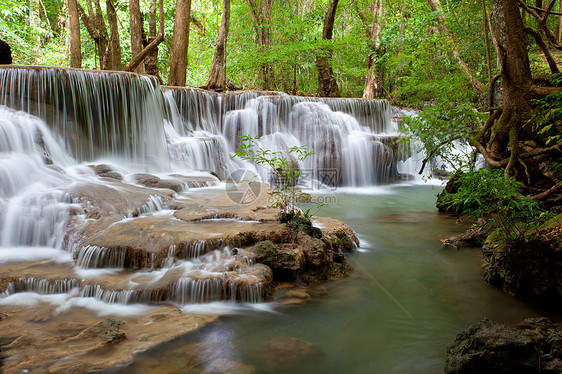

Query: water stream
left=117, top=186, right=540, bottom=373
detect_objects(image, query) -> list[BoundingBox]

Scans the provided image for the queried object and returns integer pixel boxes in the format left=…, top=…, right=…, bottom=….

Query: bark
left=68, top=0, right=82, bottom=68
left=427, top=0, right=485, bottom=93
left=206, top=0, right=231, bottom=91
left=129, top=0, right=144, bottom=73
left=106, top=0, right=121, bottom=70
left=143, top=0, right=160, bottom=77
left=124, top=34, right=164, bottom=72
left=558, top=0, right=562, bottom=42
left=525, top=27, right=560, bottom=73
left=168, top=0, right=192, bottom=86
left=316, top=0, right=340, bottom=97
left=556, top=0, right=562, bottom=43
left=30, top=0, right=42, bottom=52
left=78, top=1, right=109, bottom=69
left=482, top=0, right=493, bottom=109
left=361, top=0, right=384, bottom=99
left=246, top=0, right=274, bottom=89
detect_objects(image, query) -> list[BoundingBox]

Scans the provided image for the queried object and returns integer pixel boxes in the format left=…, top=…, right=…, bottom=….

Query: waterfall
left=0, top=66, right=419, bottom=310
left=0, top=66, right=169, bottom=171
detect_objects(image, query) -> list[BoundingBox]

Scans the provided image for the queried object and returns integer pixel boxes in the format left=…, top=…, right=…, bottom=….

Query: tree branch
left=123, top=33, right=164, bottom=72
left=524, top=27, right=560, bottom=73
left=469, top=138, right=507, bottom=167
left=530, top=181, right=562, bottom=200
left=475, top=107, right=502, bottom=142
left=531, top=85, right=562, bottom=97
left=518, top=1, right=562, bottom=16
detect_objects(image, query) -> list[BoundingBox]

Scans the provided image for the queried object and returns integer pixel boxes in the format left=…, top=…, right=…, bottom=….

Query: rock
left=443, top=219, right=492, bottom=249
left=253, top=337, right=323, bottom=371
left=253, top=240, right=304, bottom=281
left=134, top=173, right=186, bottom=192
left=445, top=318, right=557, bottom=374
left=284, top=289, right=310, bottom=299
left=203, top=359, right=255, bottom=374
left=67, top=318, right=126, bottom=345
left=482, top=223, right=562, bottom=308
left=436, top=174, right=461, bottom=213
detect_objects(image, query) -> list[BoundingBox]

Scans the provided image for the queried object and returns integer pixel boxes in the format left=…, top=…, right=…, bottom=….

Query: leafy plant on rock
left=439, top=168, right=550, bottom=239
left=233, top=135, right=323, bottom=240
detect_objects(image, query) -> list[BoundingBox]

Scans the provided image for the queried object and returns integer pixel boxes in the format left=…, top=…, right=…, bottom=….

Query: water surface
left=119, top=185, right=540, bottom=374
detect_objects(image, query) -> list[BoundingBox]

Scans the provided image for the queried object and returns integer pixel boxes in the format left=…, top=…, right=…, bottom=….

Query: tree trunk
left=427, top=0, right=485, bottom=93
left=206, top=0, right=231, bottom=91
left=362, top=0, right=384, bottom=99
left=30, top=0, right=42, bottom=53
left=316, top=0, right=340, bottom=97
left=68, top=0, right=82, bottom=68
left=556, top=0, right=562, bottom=43
left=144, top=0, right=160, bottom=77
left=168, top=0, right=192, bottom=86
left=106, top=0, right=121, bottom=70
left=246, top=0, right=274, bottom=89
left=129, top=0, right=144, bottom=73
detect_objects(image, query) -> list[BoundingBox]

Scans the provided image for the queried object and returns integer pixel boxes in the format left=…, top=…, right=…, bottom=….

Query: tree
left=168, top=0, right=192, bottom=86
left=357, top=0, right=384, bottom=99
left=316, top=0, right=340, bottom=97
left=246, top=0, right=274, bottom=89
left=78, top=0, right=111, bottom=69
left=427, top=0, right=485, bottom=93
left=129, top=0, right=144, bottom=73
left=106, top=0, right=121, bottom=70
left=471, top=0, right=561, bottom=193
left=68, top=0, right=81, bottom=68
left=205, top=0, right=231, bottom=91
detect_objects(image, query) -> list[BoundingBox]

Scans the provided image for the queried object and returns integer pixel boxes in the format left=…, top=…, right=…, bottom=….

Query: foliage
left=528, top=87, right=562, bottom=146
left=439, top=168, right=550, bottom=239
left=233, top=135, right=314, bottom=218
left=402, top=102, right=485, bottom=173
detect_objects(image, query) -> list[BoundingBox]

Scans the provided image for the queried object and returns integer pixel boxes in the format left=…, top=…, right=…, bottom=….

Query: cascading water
left=0, top=66, right=419, bottom=313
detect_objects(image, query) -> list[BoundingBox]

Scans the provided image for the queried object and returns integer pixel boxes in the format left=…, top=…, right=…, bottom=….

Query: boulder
left=445, top=318, right=562, bottom=374
left=253, top=337, right=323, bottom=371
left=483, top=222, right=562, bottom=308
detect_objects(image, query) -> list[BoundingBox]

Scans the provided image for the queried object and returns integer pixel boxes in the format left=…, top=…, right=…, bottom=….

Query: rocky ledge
left=0, top=165, right=358, bottom=372
left=445, top=317, right=562, bottom=374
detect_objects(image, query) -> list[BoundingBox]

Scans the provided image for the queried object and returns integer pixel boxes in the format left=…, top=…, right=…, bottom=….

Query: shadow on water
left=113, top=185, right=541, bottom=374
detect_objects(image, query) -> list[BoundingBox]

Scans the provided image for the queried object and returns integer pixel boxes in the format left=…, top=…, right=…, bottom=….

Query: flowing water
left=117, top=186, right=541, bottom=374
left=0, top=67, right=541, bottom=372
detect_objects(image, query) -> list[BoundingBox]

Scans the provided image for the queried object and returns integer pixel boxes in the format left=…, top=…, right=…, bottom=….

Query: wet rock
left=203, top=359, right=255, bottom=374
left=253, top=240, right=304, bottom=281
left=436, top=174, right=461, bottom=214
left=482, top=222, right=562, bottom=308
left=253, top=337, right=323, bottom=371
left=134, top=173, right=186, bottom=192
left=443, top=219, right=492, bottom=249
left=69, top=318, right=126, bottom=345
left=445, top=318, right=560, bottom=374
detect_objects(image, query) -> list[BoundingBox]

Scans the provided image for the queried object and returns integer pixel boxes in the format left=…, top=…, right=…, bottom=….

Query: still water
left=119, top=185, right=540, bottom=374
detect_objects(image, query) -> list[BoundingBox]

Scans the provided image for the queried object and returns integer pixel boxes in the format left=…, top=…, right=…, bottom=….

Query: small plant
left=439, top=167, right=550, bottom=239
left=233, top=135, right=313, bottom=215
left=233, top=135, right=324, bottom=240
